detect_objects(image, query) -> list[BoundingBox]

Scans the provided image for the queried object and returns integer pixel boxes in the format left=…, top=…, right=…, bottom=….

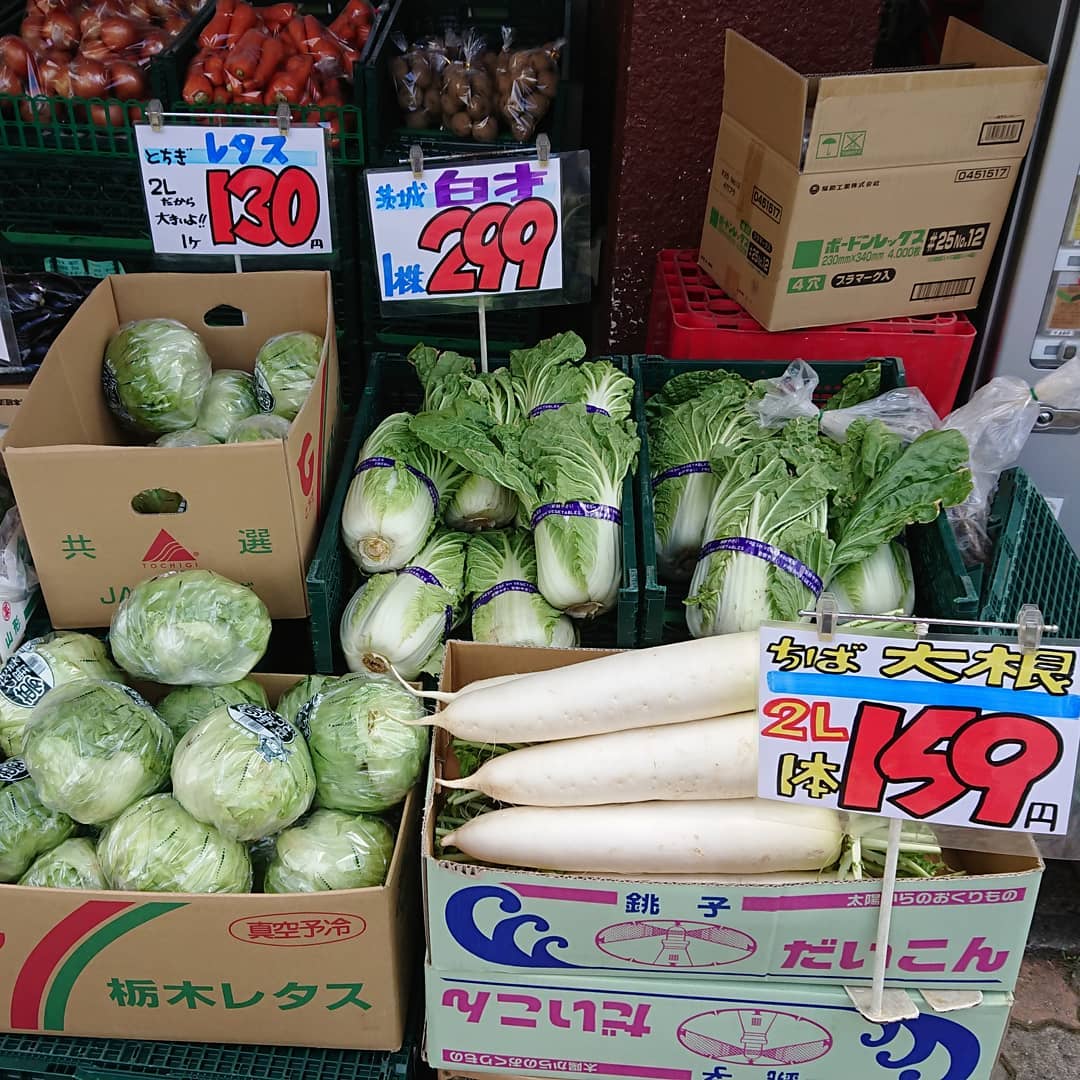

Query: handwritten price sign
left=135, top=125, right=332, bottom=256
left=364, top=158, right=563, bottom=302
left=756, top=626, right=1080, bottom=834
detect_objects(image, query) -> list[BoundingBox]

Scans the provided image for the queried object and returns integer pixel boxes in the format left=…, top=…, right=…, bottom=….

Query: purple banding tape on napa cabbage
left=530, top=502, right=623, bottom=528
left=528, top=403, right=611, bottom=419
left=698, top=537, right=824, bottom=596
left=651, top=460, right=712, bottom=489
left=471, top=579, right=540, bottom=612
left=398, top=565, right=454, bottom=637
left=354, top=456, right=440, bottom=511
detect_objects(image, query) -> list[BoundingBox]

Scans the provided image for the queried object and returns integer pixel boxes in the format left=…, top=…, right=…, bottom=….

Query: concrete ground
left=994, top=861, right=1080, bottom=1078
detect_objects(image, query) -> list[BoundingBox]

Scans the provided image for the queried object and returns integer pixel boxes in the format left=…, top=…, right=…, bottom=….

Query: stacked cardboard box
left=422, top=641, right=1043, bottom=1080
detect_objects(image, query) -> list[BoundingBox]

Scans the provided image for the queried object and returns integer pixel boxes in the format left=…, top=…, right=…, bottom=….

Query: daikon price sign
left=136, top=124, right=332, bottom=256
left=756, top=625, right=1080, bottom=834
left=365, top=158, right=563, bottom=301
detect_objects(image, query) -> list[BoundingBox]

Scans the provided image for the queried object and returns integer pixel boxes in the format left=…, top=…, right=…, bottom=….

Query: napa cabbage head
left=339, top=529, right=467, bottom=680
left=341, top=412, right=466, bottom=573
left=518, top=406, right=639, bottom=618
left=305, top=674, right=428, bottom=812
left=22, top=680, right=174, bottom=825
left=103, top=318, right=212, bottom=437
left=19, top=837, right=106, bottom=889
left=171, top=703, right=315, bottom=840
left=253, top=331, right=323, bottom=421
left=157, top=679, right=269, bottom=740
left=0, top=758, right=75, bottom=881
left=98, top=794, right=251, bottom=892
left=265, top=809, right=395, bottom=892
left=109, top=570, right=271, bottom=685
left=826, top=540, right=915, bottom=617
left=467, top=529, right=577, bottom=647
left=197, top=369, right=259, bottom=440
left=0, top=631, right=123, bottom=756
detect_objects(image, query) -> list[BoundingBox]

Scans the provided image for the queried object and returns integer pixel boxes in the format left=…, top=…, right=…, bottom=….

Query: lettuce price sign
left=756, top=625, right=1080, bottom=834
left=364, top=158, right=563, bottom=302
left=135, top=125, right=332, bottom=256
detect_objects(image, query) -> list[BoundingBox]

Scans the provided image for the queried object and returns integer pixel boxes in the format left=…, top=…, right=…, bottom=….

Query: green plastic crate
left=0, top=1028, right=415, bottom=1080
left=633, top=354, right=979, bottom=647
left=980, top=468, right=1080, bottom=638
left=306, top=351, right=638, bottom=673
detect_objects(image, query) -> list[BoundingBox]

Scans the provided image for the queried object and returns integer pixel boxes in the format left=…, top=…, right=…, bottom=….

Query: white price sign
left=136, top=124, right=333, bottom=256
left=365, top=157, right=563, bottom=302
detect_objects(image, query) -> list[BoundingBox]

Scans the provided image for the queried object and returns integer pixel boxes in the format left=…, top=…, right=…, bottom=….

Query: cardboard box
left=423, top=642, right=1042, bottom=993
left=425, top=967, right=1012, bottom=1080
left=3, top=272, right=339, bottom=627
left=698, top=20, right=1047, bottom=330
left=0, top=674, right=418, bottom=1050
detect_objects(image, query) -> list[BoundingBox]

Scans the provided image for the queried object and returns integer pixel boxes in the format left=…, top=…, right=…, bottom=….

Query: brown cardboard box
left=3, top=272, right=339, bottom=627
left=698, top=20, right=1047, bottom=330
left=0, top=674, right=418, bottom=1050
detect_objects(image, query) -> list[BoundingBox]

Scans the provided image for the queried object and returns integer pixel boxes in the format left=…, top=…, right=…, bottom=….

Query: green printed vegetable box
left=0, top=676, right=417, bottom=1050
left=424, top=643, right=1043, bottom=994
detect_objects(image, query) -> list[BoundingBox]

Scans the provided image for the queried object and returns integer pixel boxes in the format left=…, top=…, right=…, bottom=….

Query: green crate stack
left=0, top=1028, right=416, bottom=1080
left=306, top=351, right=639, bottom=673
left=632, top=354, right=980, bottom=647
left=360, top=0, right=584, bottom=168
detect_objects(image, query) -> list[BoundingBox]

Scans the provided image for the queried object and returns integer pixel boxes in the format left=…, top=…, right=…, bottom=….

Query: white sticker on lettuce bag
left=0, top=642, right=53, bottom=709
left=252, top=365, right=275, bottom=414
left=227, top=703, right=296, bottom=762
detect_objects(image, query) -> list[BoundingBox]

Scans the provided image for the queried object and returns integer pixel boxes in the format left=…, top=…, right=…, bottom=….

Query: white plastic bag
left=820, top=387, right=940, bottom=444
left=0, top=507, right=37, bottom=603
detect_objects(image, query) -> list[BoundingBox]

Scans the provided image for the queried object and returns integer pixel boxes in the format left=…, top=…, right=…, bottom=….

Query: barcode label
left=979, top=120, right=1024, bottom=145
left=910, top=278, right=976, bottom=301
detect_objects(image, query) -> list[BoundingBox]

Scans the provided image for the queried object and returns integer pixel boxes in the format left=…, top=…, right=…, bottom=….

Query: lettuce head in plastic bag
left=253, top=331, right=323, bottom=421
left=0, top=631, right=123, bottom=756
left=102, top=318, right=212, bottom=437
left=265, top=808, right=395, bottom=892
left=110, top=570, right=271, bottom=685
left=20, top=836, right=107, bottom=889
left=196, top=369, right=259, bottom=441
left=0, top=758, right=75, bottom=881
left=155, top=428, right=219, bottom=448
left=226, top=414, right=291, bottom=442
left=99, top=794, right=252, bottom=893
left=305, top=675, right=427, bottom=813
left=157, top=679, right=269, bottom=740
left=172, top=703, right=315, bottom=841
left=276, top=674, right=338, bottom=736
left=22, top=680, right=174, bottom=825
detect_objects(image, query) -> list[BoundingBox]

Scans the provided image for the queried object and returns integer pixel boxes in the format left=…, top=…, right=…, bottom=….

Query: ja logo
left=443, top=885, right=579, bottom=969
left=863, top=1012, right=981, bottom=1080
left=296, top=431, right=316, bottom=497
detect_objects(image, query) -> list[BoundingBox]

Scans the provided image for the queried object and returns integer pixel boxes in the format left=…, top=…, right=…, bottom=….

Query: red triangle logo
left=142, top=529, right=197, bottom=564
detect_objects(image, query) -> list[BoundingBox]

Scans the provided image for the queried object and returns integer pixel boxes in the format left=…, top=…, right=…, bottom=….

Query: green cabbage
left=305, top=674, right=427, bottom=813
left=518, top=405, right=639, bottom=618
left=102, top=318, right=212, bottom=437
left=0, top=632, right=123, bottom=756
left=0, top=758, right=75, bottom=881
left=339, top=530, right=467, bottom=679
left=110, top=570, right=271, bottom=685
left=226, top=414, right=291, bottom=442
left=467, top=529, right=577, bottom=647
left=171, top=703, right=315, bottom=840
left=157, top=679, right=269, bottom=740
left=22, top=680, right=174, bottom=825
left=253, top=331, right=323, bottom=421
left=155, top=429, right=219, bottom=448
left=20, top=837, right=106, bottom=889
left=197, top=370, right=259, bottom=441
left=265, top=809, right=395, bottom=892
left=98, top=794, right=251, bottom=893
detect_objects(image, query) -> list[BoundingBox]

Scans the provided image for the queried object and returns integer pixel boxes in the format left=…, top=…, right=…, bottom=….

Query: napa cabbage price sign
left=756, top=625, right=1080, bottom=834
left=364, top=157, right=563, bottom=302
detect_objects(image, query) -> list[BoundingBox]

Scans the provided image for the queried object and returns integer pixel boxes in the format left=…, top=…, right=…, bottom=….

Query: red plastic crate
left=646, top=249, right=976, bottom=415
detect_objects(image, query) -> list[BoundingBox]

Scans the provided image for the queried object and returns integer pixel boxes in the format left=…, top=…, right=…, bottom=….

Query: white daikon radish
left=439, top=713, right=758, bottom=806
left=441, top=799, right=843, bottom=874
left=590, top=870, right=839, bottom=884
left=400, top=630, right=759, bottom=743
left=456, top=672, right=528, bottom=695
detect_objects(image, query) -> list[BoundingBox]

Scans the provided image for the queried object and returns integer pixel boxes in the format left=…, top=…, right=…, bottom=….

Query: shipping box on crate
left=698, top=20, right=1047, bottom=330
left=3, top=272, right=339, bottom=627
left=425, top=968, right=1012, bottom=1080
left=423, top=642, right=1042, bottom=992
left=0, top=673, right=417, bottom=1051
